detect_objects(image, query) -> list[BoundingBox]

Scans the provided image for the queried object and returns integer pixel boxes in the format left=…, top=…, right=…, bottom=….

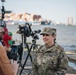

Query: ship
left=40, top=20, right=51, bottom=25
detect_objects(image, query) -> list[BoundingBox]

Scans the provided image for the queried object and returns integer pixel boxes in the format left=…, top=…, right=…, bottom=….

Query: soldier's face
left=42, top=34, right=55, bottom=45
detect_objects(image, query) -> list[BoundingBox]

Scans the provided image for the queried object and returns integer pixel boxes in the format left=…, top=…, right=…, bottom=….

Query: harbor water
left=7, top=24, right=76, bottom=69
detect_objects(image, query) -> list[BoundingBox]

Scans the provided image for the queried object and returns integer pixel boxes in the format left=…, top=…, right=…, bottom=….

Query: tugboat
left=41, top=20, right=51, bottom=25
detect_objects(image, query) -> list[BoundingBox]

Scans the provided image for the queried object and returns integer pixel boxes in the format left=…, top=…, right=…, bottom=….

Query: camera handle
left=19, top=39, right=38, bottom=75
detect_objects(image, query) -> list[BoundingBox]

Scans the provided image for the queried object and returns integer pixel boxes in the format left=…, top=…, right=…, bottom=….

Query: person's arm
left=32, top=49, right=40, bottom=75
left=32, top=45, right=43, bottom=75
left=32, top=60, right=39, bottom=75
left=0, top=45, right=15, bottom=75
left=54, top=50, right=68, bottom=75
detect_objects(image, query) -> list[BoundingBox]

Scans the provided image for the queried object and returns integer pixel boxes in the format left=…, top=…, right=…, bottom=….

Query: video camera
left=17, top=22, right=31, bottom=37
left=31, top=30, right=41, bottom=40
left=17, top=22, right=41, bottom=40
left=7, top=45, right=19, bottom=61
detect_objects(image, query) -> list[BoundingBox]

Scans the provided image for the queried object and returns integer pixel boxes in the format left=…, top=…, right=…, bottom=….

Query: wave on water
left=63, top=45, right=76, bottom=47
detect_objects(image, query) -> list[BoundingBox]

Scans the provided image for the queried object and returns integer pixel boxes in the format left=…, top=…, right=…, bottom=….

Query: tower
left=67, top=17, right=73, bottom=25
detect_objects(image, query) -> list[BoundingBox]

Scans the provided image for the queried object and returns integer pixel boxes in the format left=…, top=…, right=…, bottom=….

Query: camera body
left=7, top=45, right=19, bottom=60
left=17, top=22, right=41, bottom=40
left=31, top=30, right=41, bottom=40
left=17, top=23, right=31, bottom=37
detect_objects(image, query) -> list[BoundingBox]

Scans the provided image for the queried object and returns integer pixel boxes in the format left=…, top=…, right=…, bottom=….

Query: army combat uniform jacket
left=32, top=43, right=68, bottom=75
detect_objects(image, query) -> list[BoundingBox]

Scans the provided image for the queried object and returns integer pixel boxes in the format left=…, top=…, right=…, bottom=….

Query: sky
left=0, top=0, right=76, bottom=24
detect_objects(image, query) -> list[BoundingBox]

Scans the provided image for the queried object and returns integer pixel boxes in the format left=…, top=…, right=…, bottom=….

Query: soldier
left=32, top=27, right=68, bottom=75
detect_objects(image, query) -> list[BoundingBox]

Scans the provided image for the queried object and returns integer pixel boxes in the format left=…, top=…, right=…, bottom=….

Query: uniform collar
left=45, top=43, right=55, bottom=48
left=44, top=43, right=58, bottom=52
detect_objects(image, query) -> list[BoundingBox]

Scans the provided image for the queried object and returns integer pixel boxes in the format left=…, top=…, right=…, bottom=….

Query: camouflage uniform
left=32, top=43, right=68, bottom=75
left=32, top=27, right=68, bottom=75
